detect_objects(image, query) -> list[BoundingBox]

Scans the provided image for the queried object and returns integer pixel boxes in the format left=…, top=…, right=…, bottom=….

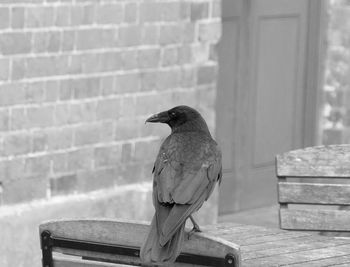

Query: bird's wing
left=153, top=135, right=222, bottom=245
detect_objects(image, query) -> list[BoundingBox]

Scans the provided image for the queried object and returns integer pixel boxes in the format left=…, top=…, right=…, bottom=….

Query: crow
left=140, top=105, right=222, bottom=265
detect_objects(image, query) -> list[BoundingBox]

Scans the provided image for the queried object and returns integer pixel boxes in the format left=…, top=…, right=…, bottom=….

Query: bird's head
left=146, top=105, right=210, bottom=134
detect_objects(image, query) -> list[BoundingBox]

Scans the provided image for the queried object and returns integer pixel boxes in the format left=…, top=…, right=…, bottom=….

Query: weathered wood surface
left=210, top=222, right=350, bottom=266
left=39, top=219, right=241, bottom=267
left=279, top=208, right=350, bottom=231
left=40, top=221, right=350, bottom=266
left=276, top=145, right=350, bottom=177
left=276, top=145, right=350, bottom=235
left=278, top=182, right=350, bottom=205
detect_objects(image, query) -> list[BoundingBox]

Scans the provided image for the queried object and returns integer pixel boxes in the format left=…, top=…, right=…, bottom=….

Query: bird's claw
left=187, top=226, right=202, bottom=240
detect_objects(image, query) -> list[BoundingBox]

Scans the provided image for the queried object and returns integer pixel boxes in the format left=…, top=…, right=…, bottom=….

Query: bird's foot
left=187, top=226, right=202, bottom=240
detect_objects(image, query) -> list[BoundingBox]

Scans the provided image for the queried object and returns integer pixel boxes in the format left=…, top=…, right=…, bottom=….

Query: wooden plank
left=288, top=254, right=350, bottom=267
left=237, top=231, right=311, bottom=246
left=278, top=182, right=350, bottom=205
left=242, top=233, right=350, bottom=254
left=276, top=145, right=350, bottom=177
left=40, top=219, right=147, bottom=247
left=242, top=235, right=314, bottom=253
left=206, top=223, right=287, bottom=240
left=53, top=247, right=145, bottom=267
left=53, top=248, right=206, bottom=267
left=330, top=263, right=350, bottom=267
left=40, top=219, right=241, bottom=266
left=242, top=235, right=350, bottom=260
left=242, top=243, right=350, bottom=266
left=280, top=208, right=350, bottom=231
left=209, top=223, right=312, bottom=246
left=54, top=256, right=126, bottom=267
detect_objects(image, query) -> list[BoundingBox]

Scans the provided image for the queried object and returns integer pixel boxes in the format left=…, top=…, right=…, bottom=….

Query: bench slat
left=278, top=182, right=350, bottom=205
left=280, top=208, right=350, bottom=231
left=276, top=145, right=350, bottom=177
left=54, top=257, right=125, bottom=267
left=54, top=249, right=209, bottom=267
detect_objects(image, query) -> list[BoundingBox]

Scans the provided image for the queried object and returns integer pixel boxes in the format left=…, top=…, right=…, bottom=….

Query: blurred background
left=0, top=0, right=349, bottom=266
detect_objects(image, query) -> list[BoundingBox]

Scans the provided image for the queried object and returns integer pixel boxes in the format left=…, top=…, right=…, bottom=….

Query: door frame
left=303, top=0, right=328, bottom=146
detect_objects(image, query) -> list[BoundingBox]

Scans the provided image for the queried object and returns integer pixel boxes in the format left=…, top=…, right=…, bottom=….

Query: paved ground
left=218, top=205, right=279, bottom=229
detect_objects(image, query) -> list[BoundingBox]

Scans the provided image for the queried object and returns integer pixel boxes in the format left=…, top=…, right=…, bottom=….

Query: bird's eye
left=170, top=112, right=176, bottom=117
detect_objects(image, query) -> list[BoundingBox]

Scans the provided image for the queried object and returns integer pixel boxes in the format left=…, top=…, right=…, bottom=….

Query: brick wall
left=321, top=0, right=350, bottom=144
left=0, top=0, right=221, bottom=206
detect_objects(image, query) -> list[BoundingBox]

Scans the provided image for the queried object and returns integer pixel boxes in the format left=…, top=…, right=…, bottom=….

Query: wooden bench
left=276, top=145, right=350, bottom=233
left=39, top=219, right=241, bottom=267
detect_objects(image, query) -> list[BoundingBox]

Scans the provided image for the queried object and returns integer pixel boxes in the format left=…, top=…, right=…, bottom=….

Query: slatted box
left=276, top=145, right=350, bottom=232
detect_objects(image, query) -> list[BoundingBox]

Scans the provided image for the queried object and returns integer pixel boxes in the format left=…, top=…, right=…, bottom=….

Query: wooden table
left=205, top=222, right=350, bottom=267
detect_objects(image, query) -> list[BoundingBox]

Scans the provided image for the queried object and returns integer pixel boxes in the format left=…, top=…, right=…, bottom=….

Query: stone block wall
left=321, top=0, right=350, bottom=144
left=0, top=1, right=221, bottom=266
left=0, top=0, right=221, bottom=206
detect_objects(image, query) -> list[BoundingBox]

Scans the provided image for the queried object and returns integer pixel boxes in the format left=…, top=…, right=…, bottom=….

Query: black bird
left=140, top=105, right=222, bottom=264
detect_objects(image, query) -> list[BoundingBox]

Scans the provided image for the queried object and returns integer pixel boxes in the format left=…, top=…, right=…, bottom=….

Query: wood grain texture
left=276, top=145, right=350, bottom=177
left=242, top=243, right=350, bottom=266
left=276, top=145, right=350, bottom=234
left=39, top=219, right=241, bottom=266
left=280, top=208, right=350, bottom=231
left=289, top=254, right=350, bottom=267
left=213, top=222, right=350, bottom=266
left=43, top=222, right=350, bottom=266
left=278, top=182, right=350, bottom=205
left=242, top=234, right=350, bottom=259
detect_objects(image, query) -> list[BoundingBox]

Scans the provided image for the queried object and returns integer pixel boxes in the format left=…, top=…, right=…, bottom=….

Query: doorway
left=217, top=0, right=325, bottom=214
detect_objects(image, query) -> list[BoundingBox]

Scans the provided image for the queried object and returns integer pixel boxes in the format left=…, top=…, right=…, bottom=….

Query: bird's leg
left=190, top=215, right=202, bottom=232
left=187, top=215, right=202, bottom=240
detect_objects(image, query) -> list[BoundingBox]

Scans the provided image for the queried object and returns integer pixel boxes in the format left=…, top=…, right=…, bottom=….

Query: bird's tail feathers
left=141, top=192, right=208, bottom=265
left=140, top=214, right=185, bottom=265
left=160, top=192, right=207, bottom=246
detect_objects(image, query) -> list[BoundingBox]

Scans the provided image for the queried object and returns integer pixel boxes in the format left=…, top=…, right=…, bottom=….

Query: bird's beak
left=145, top=111, right=170, bottom=123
